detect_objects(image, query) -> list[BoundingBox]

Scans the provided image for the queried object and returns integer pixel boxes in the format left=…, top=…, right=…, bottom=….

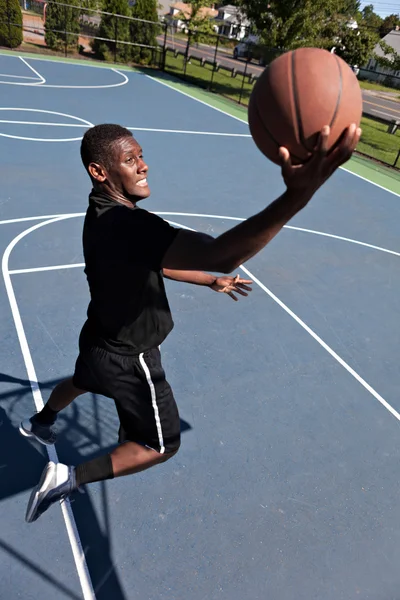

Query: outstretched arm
left=162, top=270, right=253, bottom=301
left=161, top=125, right=361, bottom=274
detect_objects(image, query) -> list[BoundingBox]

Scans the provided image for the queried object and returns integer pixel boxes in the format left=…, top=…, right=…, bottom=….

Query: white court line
left=0, top=120, right=88, bottom=127
left=0, top=121, right=251, bottom=136
left=146, top=74, right=400, bottom=199
left=9, top=263, right=84, bottom=274
left=4, top=211, right=400, bottom=427
left=165, top=217, right=400, bottom=424
left=0, top=73, right=39, bottom=80
left=156, top=212, right=400, bottom=258
left=127, top=126, right=250, bottom=137
left=19, top=56, right=45, bottom=84
left=0, top=108, right=93, bottom=142
left=36, top=68, right=128, bottom=89
left=0, top=213, right=84, bottom=225
left=0, top=55, right=127, bottom=88
left=2, top=210, right=400, bottom=259
left=1, top=216, right=95, bottom=600
left=3, top=208, right=400, bottom=596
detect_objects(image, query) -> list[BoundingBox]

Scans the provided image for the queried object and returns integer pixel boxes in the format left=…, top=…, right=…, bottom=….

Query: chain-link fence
left=0, top=0, right=399, bottom=170
left=162, top=28, right=400, bottom=170
left=163, top=30, right=282, bottom=106
left=1, top=0, right=166, bottom=66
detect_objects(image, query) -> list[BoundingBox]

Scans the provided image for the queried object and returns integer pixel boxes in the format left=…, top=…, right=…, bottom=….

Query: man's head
left=80, top=124, right=150, bottom=205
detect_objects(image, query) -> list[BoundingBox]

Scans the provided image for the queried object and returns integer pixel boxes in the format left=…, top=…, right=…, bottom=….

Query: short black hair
left=80, top=124, right=133, bottom=172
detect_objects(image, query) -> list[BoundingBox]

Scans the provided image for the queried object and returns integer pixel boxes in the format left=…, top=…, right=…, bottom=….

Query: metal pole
left=7, top=0, right=12, bottom=48
left=209, top=33, right=220, bottom=91
left=114, top=15, right=118, bottom=63
left=162, top=20, right=168, bottom=71
left=64, top=4, right=67, bottom=57
left=394, top=148, right=400, bottom=169
left=238, top=54, right=249, bottom=105
left=183, top=28, right=191, bottom=77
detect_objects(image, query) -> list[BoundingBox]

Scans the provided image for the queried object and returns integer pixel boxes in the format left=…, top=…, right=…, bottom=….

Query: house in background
left=362, top=27, right=400, bottom=87
left=166, top=2, right=218, bottom=33
left=213, top=4, right=250, bottom=40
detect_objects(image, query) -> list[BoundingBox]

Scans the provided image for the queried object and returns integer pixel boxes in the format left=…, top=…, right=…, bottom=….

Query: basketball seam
left=252, top=92, right=304, bottom=163
left=290, top=50, right=311, bottom=153
left=330, top=54, right=343, bottom=129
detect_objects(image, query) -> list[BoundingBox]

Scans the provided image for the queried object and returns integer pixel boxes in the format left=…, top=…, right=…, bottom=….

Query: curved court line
left=1, top=216, right=95, bottom=600
left=165, top=218, right=400, bottom=425
left=0, top=213, right=85, bottom=225
left=127, top=126, right=251, bottom=137
left=4, top=211, right=400, bottom=429
left=2, top=210, right=400, bottom=258
left=0, top=57, right=128, bottom=88
left=156, top=212, right=400, bottom=258
left=0, top=108, right=93, bottom=142
left=37, top=68, right=129, bottom=89
left=146, top=74, right=400, bottom=199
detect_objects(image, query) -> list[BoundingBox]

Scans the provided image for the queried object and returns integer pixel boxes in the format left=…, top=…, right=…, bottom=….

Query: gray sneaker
left=26, top=461, right=77, bottom=523
left=19, top=416, right=57, bottom=446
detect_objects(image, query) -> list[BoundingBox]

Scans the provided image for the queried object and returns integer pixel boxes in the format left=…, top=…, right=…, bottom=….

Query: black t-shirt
left=79, top=190, right=180, bottom=355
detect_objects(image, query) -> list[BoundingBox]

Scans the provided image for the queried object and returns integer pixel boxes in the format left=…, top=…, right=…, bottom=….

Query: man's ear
left=88, top=162, right=107, bottom=182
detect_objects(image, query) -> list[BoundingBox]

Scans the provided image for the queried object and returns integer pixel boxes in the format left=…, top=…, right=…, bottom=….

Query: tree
left=45, top=0, right=81, bottom=52
left=375, top=39, right=400, bottom=71
left=379, top=14, right=400, bottom=38
left=237, top=0, right=361, bottom=49
left=360, top=4, right=382, bottom=30
left=335, top=26, right=378, bottom=66
left=130, top=0, right=159, bottom=65
left=0, top=0, right=23, bottom=48
left=175, top=0, right=216, bottom=34
left=91, top=0, right=131, bottom=62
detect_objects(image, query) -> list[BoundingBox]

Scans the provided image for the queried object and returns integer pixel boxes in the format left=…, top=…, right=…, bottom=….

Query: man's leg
left=24, top=346, right=181, bottom=523
left=25, top=442, right=178, bottom=523
left=20, top=378, right=85, bottom=445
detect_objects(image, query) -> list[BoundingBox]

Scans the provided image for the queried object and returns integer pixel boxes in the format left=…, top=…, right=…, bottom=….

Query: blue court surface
left=1, top=53, right=400, bottom=600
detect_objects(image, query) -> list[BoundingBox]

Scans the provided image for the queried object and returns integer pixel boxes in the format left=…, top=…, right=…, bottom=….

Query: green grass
left=358, top=79, right=399, bottom=94
left=165, top=51, right=400, bottom=169
left=165, top=52, right=254, bottom=104
left=358, top=116, right=400, bottom=167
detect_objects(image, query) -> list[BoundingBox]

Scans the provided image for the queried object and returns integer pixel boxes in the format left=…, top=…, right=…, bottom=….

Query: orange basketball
left=248, top=47, right=362, bottom=164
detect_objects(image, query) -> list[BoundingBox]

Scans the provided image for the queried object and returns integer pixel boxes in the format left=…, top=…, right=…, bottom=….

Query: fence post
left=394, top=149, right=400, bottom=169
left=183, top=29, right=191, bottom=78
left=114, top=15, right=118, bottom=63
left=238, top=55, right=249, bottom=105
left=7, top=0, right=12, bottom=48
left=162, top=21, right=168, bottom=71
left=209, top=34, right=220, bottom=92
left=64, top=4, right=68, bottom=57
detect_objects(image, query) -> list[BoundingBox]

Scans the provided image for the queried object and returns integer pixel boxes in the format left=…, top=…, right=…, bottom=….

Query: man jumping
left=20, top=121, right=360, bottom=523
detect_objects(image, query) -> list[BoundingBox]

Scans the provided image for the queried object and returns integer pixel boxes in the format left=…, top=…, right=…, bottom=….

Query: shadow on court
left=0, top=375, right=192, bottom=600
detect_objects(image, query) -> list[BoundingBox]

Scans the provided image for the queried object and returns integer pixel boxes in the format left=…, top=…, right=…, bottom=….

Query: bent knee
left=160, top=439, right=180, bottom=462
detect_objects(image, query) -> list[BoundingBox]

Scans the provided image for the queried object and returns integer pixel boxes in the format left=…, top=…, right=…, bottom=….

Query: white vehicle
left=233, top=35, right=265, bottom=65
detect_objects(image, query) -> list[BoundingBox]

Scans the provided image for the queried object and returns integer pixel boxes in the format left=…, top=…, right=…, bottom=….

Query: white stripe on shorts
left=139, top=352, right=165, bottom=454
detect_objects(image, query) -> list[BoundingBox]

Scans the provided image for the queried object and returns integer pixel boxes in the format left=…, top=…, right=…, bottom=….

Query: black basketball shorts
left=72, top=345, right=181, bottom=454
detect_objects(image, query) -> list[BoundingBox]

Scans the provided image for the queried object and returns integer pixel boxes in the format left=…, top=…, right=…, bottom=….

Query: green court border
left=1, top=49, right=399, bottom=196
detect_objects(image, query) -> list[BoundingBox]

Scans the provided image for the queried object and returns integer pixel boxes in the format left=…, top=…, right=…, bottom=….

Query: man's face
left=91, top=136, right=150, bottom=203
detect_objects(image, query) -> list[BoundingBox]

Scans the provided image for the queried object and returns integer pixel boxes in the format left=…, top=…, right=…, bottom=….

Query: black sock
left=33, top=403, right=59, bottom=426
left=75, top=454, right=114, bottom=487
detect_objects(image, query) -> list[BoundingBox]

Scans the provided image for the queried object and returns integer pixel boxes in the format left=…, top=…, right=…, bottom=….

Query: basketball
left=248, top=47, right=363, bottom=165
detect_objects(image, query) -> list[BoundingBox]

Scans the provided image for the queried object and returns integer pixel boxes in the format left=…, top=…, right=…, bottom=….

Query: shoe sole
left=26, top=462, right=57, bottom=523
left=19, top=424, right=55, bottom=446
